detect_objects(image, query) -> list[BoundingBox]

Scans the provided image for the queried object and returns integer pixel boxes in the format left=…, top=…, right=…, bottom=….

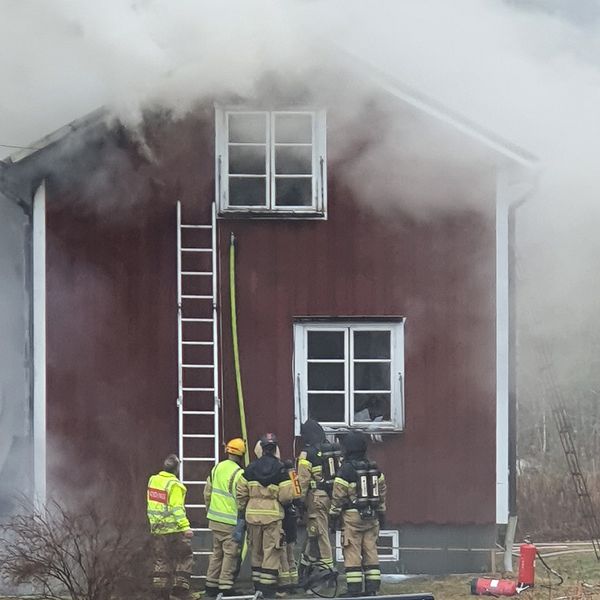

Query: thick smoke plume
left=2, top=1, right=600, bottom=393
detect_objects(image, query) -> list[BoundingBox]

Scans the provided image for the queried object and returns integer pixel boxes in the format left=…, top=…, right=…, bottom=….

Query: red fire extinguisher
left=471, top=543, right=537, bottom=596
left=471, top=578, right=518, bottom=596
left=518, top=543, right=536, bottom=588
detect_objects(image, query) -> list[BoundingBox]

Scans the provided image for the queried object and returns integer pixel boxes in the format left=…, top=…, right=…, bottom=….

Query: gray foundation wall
left=0, top=190, right=32, bottom=516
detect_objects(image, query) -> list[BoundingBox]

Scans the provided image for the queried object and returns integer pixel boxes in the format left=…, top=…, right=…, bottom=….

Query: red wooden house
left=0, top=65, right=535, bottom=574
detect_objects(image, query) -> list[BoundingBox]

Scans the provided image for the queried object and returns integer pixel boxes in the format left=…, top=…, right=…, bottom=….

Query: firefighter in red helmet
left=329, top=432, right=387, bottom=597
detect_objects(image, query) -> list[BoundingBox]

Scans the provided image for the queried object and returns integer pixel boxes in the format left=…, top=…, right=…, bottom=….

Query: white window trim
left=293, top=320, right=405, bottom=434
left=336, top=530, right=400, bottom=562
left=215, top=107, right=327, bottom=217
left=33, top=180, right=47, bottom=506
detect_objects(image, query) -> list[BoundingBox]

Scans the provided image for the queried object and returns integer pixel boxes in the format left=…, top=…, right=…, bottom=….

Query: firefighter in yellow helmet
left=329, top=432, right=387, bottom=597
left=147, top=454, right=194, bottom=600
left=236, top=433, right=295, bottom=598
left=203, top=438, right=246, bottom=597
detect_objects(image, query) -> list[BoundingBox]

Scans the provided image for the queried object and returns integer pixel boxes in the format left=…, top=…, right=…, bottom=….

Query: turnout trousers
left=151, top=532, right=194, bottom=600
left=301, top=491, right=334, bottom=570
left=247, top=521, right=284, bottom=597
left=205, top=521, right=241, bottom=596
left=341, top=511, right=381, bottom=595
left=278, top=540, right=298, bottom=588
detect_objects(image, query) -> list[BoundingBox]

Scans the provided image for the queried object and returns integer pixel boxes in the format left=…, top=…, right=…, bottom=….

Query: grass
left=1, top=552, right=599, bottom=600
left=377, top=551, right=600, bottom=600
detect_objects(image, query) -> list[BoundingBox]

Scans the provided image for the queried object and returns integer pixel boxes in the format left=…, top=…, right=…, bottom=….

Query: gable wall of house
left=43, top=104, right=498, bottom=529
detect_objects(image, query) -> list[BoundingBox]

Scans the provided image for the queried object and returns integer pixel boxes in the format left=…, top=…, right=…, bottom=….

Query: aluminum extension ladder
left=528, top=318, right=600, bottom=559
left=176, top=200, right=220, bottom=578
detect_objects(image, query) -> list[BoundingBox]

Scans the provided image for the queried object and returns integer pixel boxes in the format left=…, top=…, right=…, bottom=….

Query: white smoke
left=2, top=0, right=600, bottom=386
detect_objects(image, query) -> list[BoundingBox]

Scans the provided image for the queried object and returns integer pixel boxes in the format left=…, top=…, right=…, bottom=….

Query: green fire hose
left=229, top=232, right=250, bottom=467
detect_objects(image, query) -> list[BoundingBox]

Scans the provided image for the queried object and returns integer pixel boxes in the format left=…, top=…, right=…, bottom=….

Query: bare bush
left=0, top=498, right=151, bottom=600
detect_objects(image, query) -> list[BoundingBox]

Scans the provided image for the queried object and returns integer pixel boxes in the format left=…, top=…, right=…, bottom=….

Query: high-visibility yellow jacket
left=147, top=471, right=190, bottom=535
left=204, top=459, right=244, bottom=526
left=237, top=455, right=294, bottom=525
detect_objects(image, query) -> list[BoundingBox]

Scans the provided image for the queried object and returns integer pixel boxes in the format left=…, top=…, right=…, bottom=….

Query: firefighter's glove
left=377, top=512, right=386, bottom=528
left=232, top=518, right=246, bottom=544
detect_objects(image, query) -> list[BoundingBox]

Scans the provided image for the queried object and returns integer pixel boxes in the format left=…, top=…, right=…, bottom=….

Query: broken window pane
left=275, top=146, right=312, bottom=175
left=229, top=145, right=266, bottom=175
left=228, top=177, right=266, bottom=206
left=354, top=393, right=391, bottom=422
left=308, top=393, right=345, bottom=422
left=354, top=363, right=390, bottom=391
left=308, top=362, right=345, bottom=391
left=308, top=331, right=345, bottom=359
left=228, top=113, right=266, bottom=143
left=274, top=113, right=312, bottom=144
left=354, top=331, right=391, bottom=359
left=275, top=177, right=312, bottom=207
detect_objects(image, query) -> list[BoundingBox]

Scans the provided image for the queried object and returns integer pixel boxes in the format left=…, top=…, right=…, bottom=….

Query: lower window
left=335, top=530, right=400, bottom=562
left=293, top=320, right=405, bottom=433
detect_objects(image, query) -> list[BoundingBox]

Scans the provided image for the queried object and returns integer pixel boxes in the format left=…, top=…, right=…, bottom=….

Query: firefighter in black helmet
left=329, top=432, right=387, bottom=597
left=236, top=433, right=294, bottom=598
left=297, top=419, right=337, bottom=577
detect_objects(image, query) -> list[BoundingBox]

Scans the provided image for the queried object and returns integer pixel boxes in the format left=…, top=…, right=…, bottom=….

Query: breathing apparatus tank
left=353, top=460, right=374, bottom=518
left=351, top=459, right=382, bottom=519
left=320, top=441, right=342, bottom=494
left=367, top=461, right=380, bottom=506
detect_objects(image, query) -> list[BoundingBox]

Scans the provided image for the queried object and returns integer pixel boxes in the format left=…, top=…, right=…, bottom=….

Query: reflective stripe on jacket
left=237, top=477, right=295, bottom=525
left=147, top=471, right=190, bottom=534
left=205, top=459, right=243, bottom=525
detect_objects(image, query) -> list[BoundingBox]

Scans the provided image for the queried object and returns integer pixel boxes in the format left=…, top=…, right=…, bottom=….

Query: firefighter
left=147, top=454, right=194, bottom=600
left=329, top=432, right=387, bottom=597
left=203, top=438, right=246, bottom=597
left=280, top=458, right=302, bottom=590
left=236, top=433, right=295, bottom=598
left=297, top=419, right=336, bottom=577
left=252, top=440, right=301, bottom=591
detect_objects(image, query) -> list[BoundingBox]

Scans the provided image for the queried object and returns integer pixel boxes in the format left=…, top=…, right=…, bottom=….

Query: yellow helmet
left=225, top=438, right=246, bottom=456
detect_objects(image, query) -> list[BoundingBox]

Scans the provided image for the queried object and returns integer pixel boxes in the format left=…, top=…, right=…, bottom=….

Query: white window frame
left=293, top=320, right=405, bottom=434
left=215, top=108, right=327, bottom=217
left=336, top=530, right=400, bottom=562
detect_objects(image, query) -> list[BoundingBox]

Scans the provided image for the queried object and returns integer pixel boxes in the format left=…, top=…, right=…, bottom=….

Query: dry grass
left=379, top=551, right=600, bottom=600
left=2, top=550, right=599, bottom=600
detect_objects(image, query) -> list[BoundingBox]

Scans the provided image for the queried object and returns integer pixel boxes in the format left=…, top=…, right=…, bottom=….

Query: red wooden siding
left=44, top=107, right=497, bottom=525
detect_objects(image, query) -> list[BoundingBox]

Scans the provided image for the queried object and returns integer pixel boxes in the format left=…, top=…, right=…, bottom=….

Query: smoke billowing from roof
left=2, top=0, right=600, bottom=385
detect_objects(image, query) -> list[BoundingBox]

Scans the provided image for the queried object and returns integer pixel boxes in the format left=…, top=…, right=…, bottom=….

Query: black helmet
left=259, top=433, right=278, bottom=453
left=341, top=432, right=367, bottom=457
left=300, top=419, right=326, bottom=447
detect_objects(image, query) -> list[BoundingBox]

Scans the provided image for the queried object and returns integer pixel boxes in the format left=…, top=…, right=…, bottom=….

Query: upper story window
left=293, top=320, right=405, bottom=433
left=215, top=109, right=327, bottom=217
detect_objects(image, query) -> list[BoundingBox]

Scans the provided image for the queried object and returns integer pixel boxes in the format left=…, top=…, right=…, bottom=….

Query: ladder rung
left=183, top=411, right=215, bottom=415
left=186, top=504, right=207, bottom=508
left=193, top=551, right=214, bottom=555
left=183, top=457, right=215, bottom=462
left=182, top=480, right=207, bottom=484
left=182, top=387, right=214, bottom=391
left=181, top=295, right=213, bottom=299
left=181, top=224, right=211, bottom=229
left=181, top=248, right=212, bottom=253
left=182, top=318, right=213, bottom=322
left=182, top=271, right=212, bottom=276
left=191, top=576, right=207, bottom=579
left=182, top=364, right=213, bottom=368
left=192, top=527, right=211, bottom=532
left=183, top=434, right=216, bottom=438
left=182, top=341, right=213, bottom=345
